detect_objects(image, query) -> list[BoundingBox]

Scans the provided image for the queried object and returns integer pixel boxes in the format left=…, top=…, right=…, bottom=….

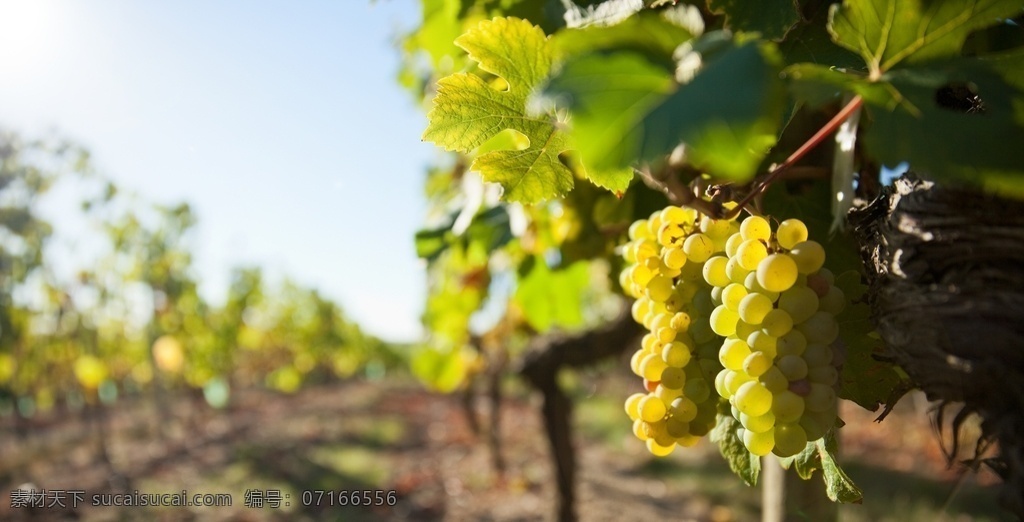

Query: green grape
left=805, top=383, right=837, bottom=412
left=799, top=414, right=827, bottom=442
left=629, top=219, right=650, bottom=240
left=691, top=319, right=716, bottom=344
left=630, top=349, right=645, bottom=376
left=639, top=395, right=668, bottom=422
left=789, top=240, right=826, bottom=274
left=756, top=254, right=799, bottom=293
left=640, top=353, right=667, bottom=382
left=746, top=331, right=778, bottom=358
left=641, top=332, right=661, bottom=353
left=736, top=239, right=769, bottom=270
left=684, top=378, right=711, bottom=402
left=761, top=309, right=793, bottom=337
left=658, top=222, right=685, bottom=247
left=676, top=434, right=702, bottom=447
left=655, top=384, right=683, bottom=402
left=743, top=272, right=780, bottom=303
left=715, top=369, right=730, bottom=398
left=725, top=256, right=750, bottom=284
left=646, top=214, right=664, bottom=238
left=650, top=312, right=672, bottom=333
left=710, top=305, right=740, bottom=336
left=700, top=216, right=733, bottom=239
left=691, top=287, right=714, bottom=315
left=665, top=416, right=691, bottom=438
left=619, top=267, right=636, bottom=296
left=740, top=215, right=771, bottom=242
left=743, top=428, right=775, bottom=456
left=740, top=410, right=776, bottom=433
left=675, top=281, right=700, bottom=304
left=758, top=366, right=789, bottom=394
left=683, top=233, right=715, bottom=262
left=797, top=311, right=839, bottom=344
left=777, top=354, right=809, bottom=381
left=634, top=240, right=659, bottom=263
left=803, top=343, right=834, bottom=367
left=655, top=326, right=676, bottom=344
left=819, top=286, right=846, bottom=315
left=660, top=205, right=692, bottom=225
left=776, top=330, right=807, bottom=356
left=806, top=272, right=830, bottom=297
left=631, top=297, right=652, bottom=324
left=646, top=438, right=675, bottom=456
left=719, top=338, right=752, bottom=371
left=633, top=418, right=648, bottom=440
left=722, top=283, right=748, bottom=311
left=738, top=292, right=774, bottom=325
left=742, top=351, right=772, bottom=377
left=630, top=263, right=656, bottom=288
left=725, top=233, right=745, bottom=257
left=662, top=341, right=692, bottom=368
left=776, top=219, right=808, bottom=250
left=771, top=390, right=805, bottom=423
left=710, top=286, right=724, bottom=305
left=670, top=396, right=699, bottom=422
left=724, top=370, right=752, bottom=397
left=734, top=381, right=772, bottom=416
left=625, top=393, right=646, bottom=420
left=702, top=256, right=730, bottom=287
left=805, top=409, right=837, bottom=438
left=662, top=247, right=687, bottom=270
left=735, top=319, right=759, bottom=341
left=670, top=312, right=692, bottom=331
left=678, top=259, right=705, bottom=283
left=660, top=367, right=686, bottom=389
left=779, top=286, right=819, bottom=324
left=808, top=365, right=838, bottom=385
left=772, top=423, right=808, bottom=457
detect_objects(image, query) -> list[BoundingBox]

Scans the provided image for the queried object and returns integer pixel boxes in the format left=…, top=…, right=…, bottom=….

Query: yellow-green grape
left=710, top=286, right=724, bottom=306
left=683, top=233, right=715, bottom=263
left=789, top=240, right=826, bottom=274
left=803, top=343, right=834, bottom=367
left=724, top=370, right=752, bottom=396
left=756, top=254, right=799, bottom=293
left=658, top=222, right=685, bottom=247
left=722, top=283, right=748, bottom=312
left=710, top=305, right=740, bottom=336
left=725, top=256, right=750, bottom=284
left=655, top=384, right=683, bottom=402
left=642, top=333, right=661, bottom=353
left=779, top=286, right=819, bottom=324
left=662, top=341, right=692, bottom=368
left=661, top=205, right=693, bottom=225
left=761, top=309, right=793, bottom=337
left=647, top=212, right=664, bottom=235
left=735, top=319, right=759, bottom=341
left=719, top=338, right=752, bottom=371
left=819, top=286, right=846, bottom=315
left=743, top=272, right=780, bottom=303
left=663, top=247, right=687, bottom=270
left=702, top=256, right=730, bottom=287
left=625, top=393, right=646, bottom=420
left=684, top=378, right=711, bottom=402
left=633, top=418, right=649, bottom=440
left=640, top=353, right=667, bottom=382
left=805, top=383, right=837, bottom=412
left=777, top=330, right=808, bottom=356
left=777, top=354, right=809, bottom=381
left=639, top=395, right=668, bottom=422
left=798, top=311, right=840, bottom=344
left=742, top=351, right=773, bottom=377
left=650, top=312, right=672, bottom=333
left=799, top=414, right=828, bottom=441
left=725, top=233, right=745, bottom=257
left=734, top=381, right=772, bottom=416
left=738, top=292, right=774, bottom=325
left=808, top=365, right=838, bottom=385
left=773, top=423, right=809, bottom=457
left=747, top=331, right=778, bottom=358
left=629, top=219, right=650, bottom=240
left=678, top=259, right=705, bottom=283
left=620, top=267, right=635, bottom=295
left=676, top=434, right=702, bottom=447
left=646, top=275, right=673, bottom=302
left=700, top=216, right=733, bottom=239
left=670, top=396, right=699, bottom=422
left=670, top=312, right=692, bottom=331
left=771, top=390, right=805, bottom=423
left=715, top=369, right=730, bottom=398
left=660, top=367, right=686, bottom=389
left=735, top=239, right=769, bottom=271
left=631, top=297, right=652, bottom=324
left=630, top=350, right=646, bottom=376
left=665, top=416, right=691, bottom=438
left=675, top=281, right=701, bottom=304
left=630, top=264, right=656, bottom=288
left=634, top=240, right=659, bottom=263
left=743, top=427, right=775, bottom=456
left=776, top=219, right=808, bottom=250
left=758, top=366, right=789, bottom=394
left=646, top=438, right=675, bottom=456
left=740, top=411, right=776, bottom=433
left=656, top=325, right=676, bottom=345
left=740, top=215, right=771, bottom=242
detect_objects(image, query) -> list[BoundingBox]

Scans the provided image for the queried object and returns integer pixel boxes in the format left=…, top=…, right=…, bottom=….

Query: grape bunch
left=704, top=215, right=844, bottom=457
left=619, top=206, right=738, bottom=456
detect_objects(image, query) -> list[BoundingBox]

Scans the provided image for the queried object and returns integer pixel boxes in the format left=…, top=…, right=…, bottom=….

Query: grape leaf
left=778, top=432, right=863, bottom=503
left=543, top=33, right=785, bottom=181
left=834, top=271, right=908, bottom=411
left=514, top=259, right=590, bottom=332
left=708, top=0, right=801, bottom=41
left=411, top=346, right=470, bottom=393
left=553, top=8, right=697, bottom=68
left=711, top=414, right=761, bottom=486
left=828, top=0, right=1024, bottom=76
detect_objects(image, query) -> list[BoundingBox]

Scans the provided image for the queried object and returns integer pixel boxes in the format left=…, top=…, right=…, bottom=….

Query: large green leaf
left=514, top=258, right=590, bottom=332
left=711, top=414, right=761, bottom=486
left=553, top=8, right=697, bottom=68
left=411, top=346, right=469, bottom=393
left=708, top=0, right=800, bottom=41
left=778, top=432, right=864, bottom=503
left=828, top=0, right=1024, bottom=76
left=543, top=33, right=786, bottom=181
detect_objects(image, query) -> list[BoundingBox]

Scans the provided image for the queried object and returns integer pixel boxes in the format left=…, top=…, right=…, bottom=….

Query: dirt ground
left=0, top=377, right=1012, bottom=521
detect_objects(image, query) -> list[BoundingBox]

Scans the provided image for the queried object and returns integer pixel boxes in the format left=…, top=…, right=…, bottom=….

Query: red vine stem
left=722, top=95, right=864, bottom=220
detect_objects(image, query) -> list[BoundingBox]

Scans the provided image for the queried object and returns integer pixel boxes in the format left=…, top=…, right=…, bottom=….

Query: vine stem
left=722, top=95, right=864, bottom=220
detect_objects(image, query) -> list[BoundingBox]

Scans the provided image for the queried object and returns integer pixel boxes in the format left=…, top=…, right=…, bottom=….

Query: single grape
left=743, top=428, right=775, bottom=456
left=797, top=311, right=839, bottom=344
left=736, top=239, right=769, bottom=271
left=742, top=351, right=773, bottom=377
left=819, top=286, right=846, bottom=315
left=662, top=341, right=691, bottom=368
left=756, top=254, right=799, bottom=293
left=746, top=331, right=778, bottom=358
left=710, top=305, right=740, bottom=337
left=646, top=438, right=675, bottom=456
left=761, top=309, right=793, bottom=337
left=639, top=395, right=668, bottom=422
left=734, top=381, right=772, bottom=417
left=740, top=215, right=772, bottom=242
left=778, top=286, right=819, bottom=324
left=771, top=390, right=805, bottom=423
left=657, top=222, right=685, bottom=247
left=772, top=423, right=809, bottom=457
left=789, top=240, right=826, bottom=274
left=670, top=312, right=692, bottom=331
left=665, top=416, right=691, bottom=438
left=776, top=330, right=807, bottom=356
left=777, top=354, right=809, bottom=381
left=805, top=383, right=837, bottom=412
left=629, top=219, right=650, bottom=241
left=683, top=233, right=715, bottom=263
left=740, top=410, right=776, bottom=433
left=662, top=247, right=687, bottom=270
left=625, top=393, right=646, bottom=420
left=633, top=418, right=648, bottom=440
left=738, top=292, right=774, bottom=325
left=670, top=396, right=699, bottom=422
left=724, top=370, right=752, bottom=397
left=722, top=283, right=748, bottom=312
left=719, top=338, right=752, bottom=371
left=630, top=349, right=645, bottom=377
left=655, top=384, right=682, bottom=402
left=803, top=343, right=834, bottom=367
left=683, top=378, right=711, bottom=402
left=775, top=219, right=808, bottom=250
left=808, top=365, right=838, bottom=386
left=702, top=256, right=731, bottom=287
left=660, top=367, right=686, bottom=389
left=640, top=353, right=667, bottom=382
left=726, top=233, right=745, bottom=257
left=759, top=366, right=789, bottom=394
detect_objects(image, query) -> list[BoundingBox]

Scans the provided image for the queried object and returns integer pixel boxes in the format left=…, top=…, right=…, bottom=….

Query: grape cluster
left=705, top=216, right=844, bottom=457
left=619, top=206, right=737, bottom=456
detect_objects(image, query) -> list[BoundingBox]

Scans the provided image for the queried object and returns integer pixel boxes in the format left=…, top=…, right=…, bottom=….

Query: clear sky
left=0, top=0, right=436, bottom=343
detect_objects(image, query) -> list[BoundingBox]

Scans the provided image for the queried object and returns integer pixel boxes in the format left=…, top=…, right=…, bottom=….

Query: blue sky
left=0, top=0, right=436, bottom=342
